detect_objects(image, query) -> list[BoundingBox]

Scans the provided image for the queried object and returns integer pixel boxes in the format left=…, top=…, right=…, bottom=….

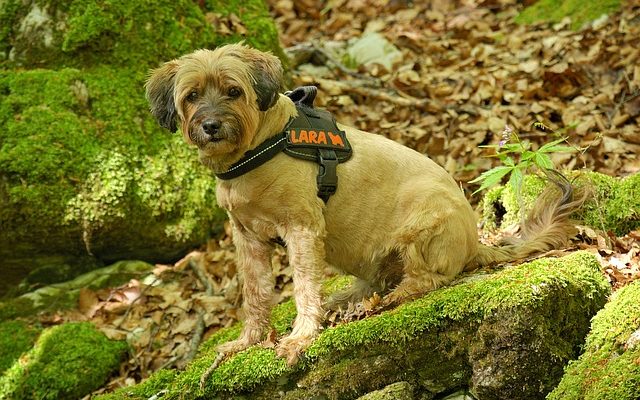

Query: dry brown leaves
left=55, top=222, right=292, bottom=392
left=270, top=0, right=640, bottom=190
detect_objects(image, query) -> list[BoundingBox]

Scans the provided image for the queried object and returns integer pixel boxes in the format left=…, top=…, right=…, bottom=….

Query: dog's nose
left=202, top=120, right=221, bottom=136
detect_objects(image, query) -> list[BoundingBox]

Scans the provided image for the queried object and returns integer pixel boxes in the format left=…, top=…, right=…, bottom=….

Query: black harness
left=215, top=86, right=352, bottom=203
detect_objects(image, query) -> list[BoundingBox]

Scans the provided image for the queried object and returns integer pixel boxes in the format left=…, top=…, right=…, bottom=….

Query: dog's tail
left=466, top=170, right=587, bottom=270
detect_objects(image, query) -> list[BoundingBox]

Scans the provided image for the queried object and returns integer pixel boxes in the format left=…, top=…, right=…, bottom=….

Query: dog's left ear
left=246, top=48, right=284, bottom=112
left=145, top=60, right=180, bottom=132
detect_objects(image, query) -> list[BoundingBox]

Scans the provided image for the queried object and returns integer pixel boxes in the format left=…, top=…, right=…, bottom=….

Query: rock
left=548, top=280, right=640, bottom=400
left=0, top=0, right=284, bottom=295
left=357, top=381, right=415, bottom=400
left=346, top=32, right=403, bottom=70
left=0, top=260, right=154, bottom=321
left=481, top=171, right=640, bottom=236
left=96, top=251, right=609, bottom=400
left=0, top=322, right=127, bottom=400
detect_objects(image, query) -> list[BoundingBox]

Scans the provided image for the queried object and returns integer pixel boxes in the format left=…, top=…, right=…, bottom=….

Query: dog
left=145, top=44, right=584, bottom=365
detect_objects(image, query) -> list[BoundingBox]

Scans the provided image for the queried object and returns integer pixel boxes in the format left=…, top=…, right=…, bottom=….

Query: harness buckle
left=317, top=149, right=338, bottom=202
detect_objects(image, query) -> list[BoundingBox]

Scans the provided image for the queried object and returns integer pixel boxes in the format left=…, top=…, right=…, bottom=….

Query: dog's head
left=145, top=44, right=283, bottom=168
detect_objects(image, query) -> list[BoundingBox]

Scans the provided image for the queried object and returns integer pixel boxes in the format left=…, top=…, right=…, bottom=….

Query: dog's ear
left=244, top=47, right=284, bottom=112
left=145, top=60, right=180, bottom=132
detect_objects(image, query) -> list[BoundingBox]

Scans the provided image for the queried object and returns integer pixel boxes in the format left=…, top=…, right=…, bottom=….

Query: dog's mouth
left=190, top=127, right=230, bottom=149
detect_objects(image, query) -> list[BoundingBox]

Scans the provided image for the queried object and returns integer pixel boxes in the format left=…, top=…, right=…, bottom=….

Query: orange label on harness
left=289, top=129, right=346, bottom=148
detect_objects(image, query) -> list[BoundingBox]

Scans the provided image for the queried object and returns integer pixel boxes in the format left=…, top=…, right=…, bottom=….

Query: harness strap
left=214, top=131, right=288, bottom=180
left=317, top=149, right=338, bottom=203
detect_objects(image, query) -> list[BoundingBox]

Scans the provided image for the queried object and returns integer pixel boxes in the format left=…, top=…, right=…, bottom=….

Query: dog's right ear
left=145, top=61, right=180, bottom=132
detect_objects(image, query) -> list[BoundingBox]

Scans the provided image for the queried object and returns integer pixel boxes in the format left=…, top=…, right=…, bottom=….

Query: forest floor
left=51, top=0, right=640, bottom=395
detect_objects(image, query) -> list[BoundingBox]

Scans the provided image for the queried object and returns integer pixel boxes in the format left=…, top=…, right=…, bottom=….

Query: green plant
left=470, top=122, right=577, bottom=194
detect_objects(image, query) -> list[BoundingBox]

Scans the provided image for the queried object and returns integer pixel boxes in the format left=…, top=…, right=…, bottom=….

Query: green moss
left=1, top=0, right=285, bottom=293
left=516, top=0, right=621, bottom=30
left=482, top=171, right=640, bottom=236
left=358, top=382, right=414, bottom=400
left=0, top=322, right=127, bottom=400
left=96, top=369, right=178, bottom=400
left=1, top=0, right=284, bottom=69
left=98, top=252, right=608, bottom=399
left=0, top=66, right=226, bottom=290
left=306, top=252, right=607, bottom=360
left=548, top=280, right=640, bottom=400
left=481, top=174, right=545, bottom=230
left=0, top=321, right=40, bottom=374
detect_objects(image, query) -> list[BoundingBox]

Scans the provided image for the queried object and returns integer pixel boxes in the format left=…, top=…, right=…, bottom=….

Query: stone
left=96, top=251, right=609, bottom=400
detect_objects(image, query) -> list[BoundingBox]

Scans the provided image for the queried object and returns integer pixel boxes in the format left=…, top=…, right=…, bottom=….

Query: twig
left=189, top=257, right=214, bottom=295
left=285, top=42, right=375, bottom=81
left=607, top=87, right=626, bottom=129
left=115, top=276, right=158, bottom=329
left=183, top=257, right=213, bottom=365
left=315, top=78, right=433, bottom=107
left=183, top=308, right=206, bottom=365
left=309, top=42, right=375, bottom=81
left=199, top=352, right=225, bottom=391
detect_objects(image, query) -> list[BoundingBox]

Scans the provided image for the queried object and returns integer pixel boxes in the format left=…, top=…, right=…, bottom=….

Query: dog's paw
left=275, top=334, right=315, bottom=365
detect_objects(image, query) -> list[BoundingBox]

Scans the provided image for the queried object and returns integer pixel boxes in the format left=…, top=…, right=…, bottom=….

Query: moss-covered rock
left=357, top=382, right=415, bottom=400
left=0, top=322, right=127, bottom=400
left=515, top=0, right=621, bottom=30
left=548, top=280, right=640, bottom=400
left=0, top=260, right=154, bottom=322
left=96, top=251, right=609, bottom=400
left=481, top=171, right=640, bottom=236
left=0, top=0, right=284, bottom=295
left=1, top=0, right=283, bottom=69
left=0, top=320, right=40, bottom=375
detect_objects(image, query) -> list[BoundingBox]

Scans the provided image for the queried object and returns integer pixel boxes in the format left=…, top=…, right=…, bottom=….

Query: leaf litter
left=48, top=0, right=640, bottom=393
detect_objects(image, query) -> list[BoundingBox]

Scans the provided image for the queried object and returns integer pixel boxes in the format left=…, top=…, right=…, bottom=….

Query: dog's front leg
left=276, top=226, right=325, bottom=365
left=217, top=224, right=274, bottom=354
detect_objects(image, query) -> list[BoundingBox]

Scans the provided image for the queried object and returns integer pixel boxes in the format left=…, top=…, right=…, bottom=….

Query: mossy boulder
left=0, top=322, right=127, bottom=400
left=515, top=0, right=621, bottom=30
left=0, top=260, right=154, bottom=322
left=97, top=251, right=609, bottom=400
left=548, top=280, right=640, bottom=399
left=0, top=320, right=40, bottom=375
left=1, top=0, right=284, bottom=68
left=481, top=171, right=640, bottom=236
left=0, top=0, right=284, bottom=295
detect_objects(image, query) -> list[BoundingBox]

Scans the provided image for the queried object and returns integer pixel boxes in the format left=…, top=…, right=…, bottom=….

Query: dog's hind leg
left=383, top=200, right=477, bottom=305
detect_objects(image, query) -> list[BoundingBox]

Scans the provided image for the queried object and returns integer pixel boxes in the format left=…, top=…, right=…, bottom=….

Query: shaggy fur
left=146, top=44, right=585, bottom=364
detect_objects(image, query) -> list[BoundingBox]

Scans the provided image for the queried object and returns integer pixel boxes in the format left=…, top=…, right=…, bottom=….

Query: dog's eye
left=228, top=87, right=242, bottom=98
left=186, top=91, right=198, bottom=102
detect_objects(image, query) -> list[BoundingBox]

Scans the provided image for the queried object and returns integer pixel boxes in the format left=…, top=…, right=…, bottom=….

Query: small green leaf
left=537, top=137, right=568, bottom=152
left=470, top=166, right=513, bottom=194
left=539, top=145, right=575, bottom=153
left=509, top=166, right=524, bottom=189
left=503, top=156, right=515, bottom=167
left=521, top=150, right=536, bottom=161
left=534, top=152, right=553, bottom=170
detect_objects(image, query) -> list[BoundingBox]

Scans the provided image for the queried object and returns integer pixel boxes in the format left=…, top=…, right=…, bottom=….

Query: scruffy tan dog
left=146, top=44, right=584, bottom=364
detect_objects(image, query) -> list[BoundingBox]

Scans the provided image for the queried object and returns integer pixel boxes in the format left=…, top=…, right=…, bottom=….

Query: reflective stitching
left=223, top=136, right=287, bottom=173
left=284, top=148, right=315, bottom=160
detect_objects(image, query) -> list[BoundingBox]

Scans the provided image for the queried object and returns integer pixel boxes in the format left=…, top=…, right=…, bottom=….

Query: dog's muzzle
left=202, top=119, right=223, bottom=142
